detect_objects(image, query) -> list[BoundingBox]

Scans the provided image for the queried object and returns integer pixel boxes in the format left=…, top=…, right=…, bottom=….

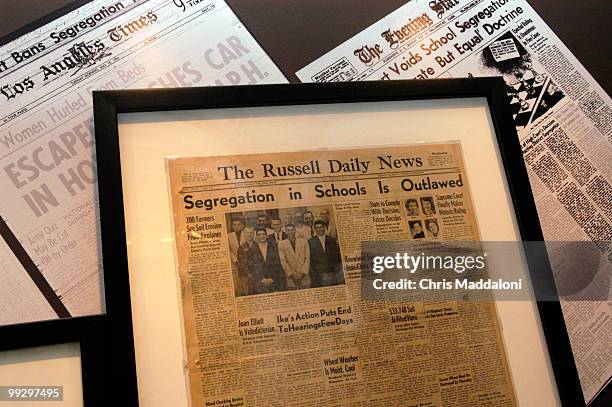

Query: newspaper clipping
left=296, top=0, right=612, bottom=401
left=0, top=0, right=287, bottom=325
left=167, top=144, right=517, bottom=406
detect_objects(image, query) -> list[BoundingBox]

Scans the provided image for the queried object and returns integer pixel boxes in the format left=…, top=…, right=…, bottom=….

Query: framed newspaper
left=0, top=315, right=108, bottom=406
left=93, top=79, right=583, bottom=406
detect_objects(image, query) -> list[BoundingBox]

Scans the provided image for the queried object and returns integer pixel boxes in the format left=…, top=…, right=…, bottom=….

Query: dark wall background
left=1, top=0, right=610, bottom=93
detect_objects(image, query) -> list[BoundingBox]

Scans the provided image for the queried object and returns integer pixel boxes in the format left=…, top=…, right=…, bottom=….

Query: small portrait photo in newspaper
left=226, top=205, right=344, bottom=297
left=404, top=198, right=420, bottom=217
left=408, top=220, right=425, bottom=240
left=425, top=218, right=440, bottom=238
left=420, top=196, right=436, bottom=215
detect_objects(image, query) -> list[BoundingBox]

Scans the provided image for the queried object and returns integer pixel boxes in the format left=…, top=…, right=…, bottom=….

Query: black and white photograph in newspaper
left=226, top=205, right=345, bottom=297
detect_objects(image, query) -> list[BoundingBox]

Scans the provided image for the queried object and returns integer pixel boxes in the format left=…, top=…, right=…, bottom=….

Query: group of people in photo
left=227, top=207, right=344, bottom=296
left=405, top=196, right=440, bottom=239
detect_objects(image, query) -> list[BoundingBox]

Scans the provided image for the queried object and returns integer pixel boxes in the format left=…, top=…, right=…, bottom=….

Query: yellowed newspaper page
left=167, top=143, right=516, bottom=407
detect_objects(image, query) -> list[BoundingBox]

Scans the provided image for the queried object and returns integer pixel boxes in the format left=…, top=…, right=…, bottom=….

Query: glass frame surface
left=93, top=79, right=584, bottom=406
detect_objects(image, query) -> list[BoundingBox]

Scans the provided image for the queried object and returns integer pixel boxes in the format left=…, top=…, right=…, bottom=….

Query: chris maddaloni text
left=372, top=278, right=524, bottom=290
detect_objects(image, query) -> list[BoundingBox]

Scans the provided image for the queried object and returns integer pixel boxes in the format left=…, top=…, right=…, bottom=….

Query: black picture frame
left=93, top=78, right=584, bottom=406
left=0, top=316, right=108, bottom=406
left=591, top=386, right=612, bottom=407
